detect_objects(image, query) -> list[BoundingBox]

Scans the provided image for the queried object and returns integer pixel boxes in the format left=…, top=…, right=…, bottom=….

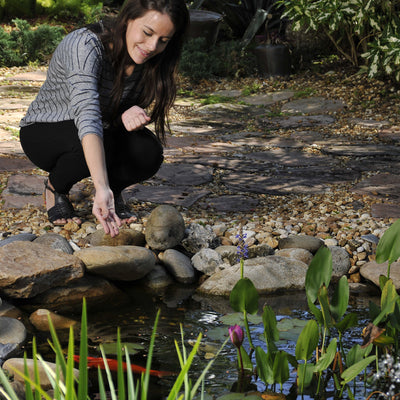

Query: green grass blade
left=24, top=352, right=34, bottom=400
left=166, top=333, right=203, bottom=400
left=124, top=347, right=137, bottom=400
left=97, top=367, right=108, bottom=400
left=48, top=315, right=68, bottom=380
left=32, top=337, right=41, bottom=400
left=0, top=366, right=20, bottom=400
left=65, top=327, right=77, bottom=400
left=100, top=345, right=118, bottom=400
left=117, top=328, right=126, bottom=400
left=141, top=309, right=161, bottom=400
left=78, top=298, right=88, bottom=400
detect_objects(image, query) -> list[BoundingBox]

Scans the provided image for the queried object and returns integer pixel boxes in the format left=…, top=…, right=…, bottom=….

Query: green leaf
left=318, top=284, right=333, bottom=328
left=334, top=312, right=358, bottom=333
left=314, top=339, right=337, bottom=372
left=219, top=312, right=262, bottom=326
left=374, top=279, right=398, bottom=325
left=346, top=344, right=372, bottom=367
left=297, top=362, right=314, bottom=392
left=330, top=276, right=349, bottom=320
left=101, top=342, right=145, bottom=355
left=255, top=346, right=274, bottom=385
left=238, top=346, right=253, bottom=372
left=273, top=351, right=289, bottom=386
left=305, top=246, right=332, bottom=304
left=262, top=305, right=279, bottom=351
left=376, top=219, right=400, bottom=264
left=341, top=355, right=376, bottom=384
left=78, top=298, right=88, bottom=400
left=295, top=320, right=319, bottom=361
left=229, top=278, right=259, bottom=314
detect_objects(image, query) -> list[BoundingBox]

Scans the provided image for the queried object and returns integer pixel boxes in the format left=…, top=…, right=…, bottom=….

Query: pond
left=35, top=282, right=381, bottom=399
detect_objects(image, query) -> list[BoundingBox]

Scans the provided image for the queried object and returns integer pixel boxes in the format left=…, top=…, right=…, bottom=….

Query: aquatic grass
left=0, top=298, right=226, bottom=400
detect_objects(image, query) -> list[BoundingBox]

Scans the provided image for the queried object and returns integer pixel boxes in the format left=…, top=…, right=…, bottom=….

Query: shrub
left=179, top=37, right=257, bottom=82
left=279, top=0, right=400, bottom=82
left=0, top=19, right=65, bottom=66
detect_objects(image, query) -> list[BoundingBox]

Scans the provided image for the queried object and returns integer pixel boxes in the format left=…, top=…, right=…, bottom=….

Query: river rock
left=86, top=228, right=146, bottom=247
left=330, top=245, right=351, bottom=279
left=0, top=301, right=23, bottom=319
left=3, top=358, right=79, bottom=390
left=158, top=249, right=196, bottom=284
left=144, top=264, right=174, bottom=290
left=75, top=246, right=156, bottom=281
left=191, top=248, right=223, bottom=276
left=34, top=232, right=74, bottom=254
left=278, top=235, right=324, bottom=254
left=29, top=309, right=78, bottom=331
left=275, top=248, right=313, bottom=265
left=27, top=275, right=125, bottom=313
left=181, top=223, right=219, bottom=254
left=0, top=317, right=26, bottom=361
left=145, top=205, right=185, bottom=250
left=197, top=256, right=308, bottom=296
left=0, top=242, right=84, bottom=299
left=215, top=245, right=238, bottom=265
left=0, top=233, right=37, bottom=247
left=360, top=261, right=400, bottom=289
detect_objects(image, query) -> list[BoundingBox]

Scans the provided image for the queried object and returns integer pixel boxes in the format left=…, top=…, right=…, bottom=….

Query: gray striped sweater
left=20, top=27, right=143, bottom=141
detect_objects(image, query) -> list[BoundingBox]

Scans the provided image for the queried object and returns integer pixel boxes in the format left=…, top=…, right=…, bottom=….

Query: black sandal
left=44, top=179, right=78, bottom=225
left=115, top=194, right=137, bottom=221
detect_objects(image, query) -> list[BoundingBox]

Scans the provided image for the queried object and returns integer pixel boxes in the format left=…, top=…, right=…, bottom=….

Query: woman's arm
left=81, top=133, right=121, bottom=237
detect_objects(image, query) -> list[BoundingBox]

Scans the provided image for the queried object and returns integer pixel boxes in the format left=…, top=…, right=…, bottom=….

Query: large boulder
left=75, top=246, right=156, bottom=281
left=0, top=241, right=84, bottom=299
left=197, top=256, right=308, bottom=296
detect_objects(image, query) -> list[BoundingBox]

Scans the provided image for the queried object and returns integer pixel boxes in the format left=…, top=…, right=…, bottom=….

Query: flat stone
left=371, top=203, right=400, bottom=219
left=240, top=91, right=294, bottom=105
left=281, top=97, right=346, bottom=114
left=0, top=98, right=33, bottom=110
left=212, top=89, right=242, bottom=98
left=246, top=148, right=338, bottom=167
left=352, top=173, right=400, bottom=200
left=0, top=157, right=35, bottom=172
left=200, top=195, right=259, bottom=212
left=155, top=163, right=213, bottom=186
left=323, top=144, right=400, bottom=157
left=263, top=115, right=335, bottom=129
left=0, top=140, right=24, bottom=156
left=0, top=241, right=84, bottom=299
left=8, top=70, right=47, bottom=81
left=124, top=184, right=210, bottom=207
left=349, top=118, right=390, bottom=129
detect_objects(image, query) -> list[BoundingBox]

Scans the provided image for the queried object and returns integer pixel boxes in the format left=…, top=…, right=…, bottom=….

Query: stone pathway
left=1, top=70, right=400, bottom=223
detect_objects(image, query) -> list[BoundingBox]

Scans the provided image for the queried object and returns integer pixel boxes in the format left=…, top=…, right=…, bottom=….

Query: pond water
left=35, top=282, right=381, bottom=399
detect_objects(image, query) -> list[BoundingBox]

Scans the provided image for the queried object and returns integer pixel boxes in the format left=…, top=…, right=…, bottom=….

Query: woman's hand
left=92, top=186, right=121, bottom=237
left=121, top=106, right=151, bottom=131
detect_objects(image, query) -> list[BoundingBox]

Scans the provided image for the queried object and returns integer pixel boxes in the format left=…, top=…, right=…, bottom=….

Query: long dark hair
left=101, top=0, right=189, bottom=143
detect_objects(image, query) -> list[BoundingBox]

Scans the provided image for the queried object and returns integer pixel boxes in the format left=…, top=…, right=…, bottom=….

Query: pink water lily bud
left=229, top=324, right=244, bottom=348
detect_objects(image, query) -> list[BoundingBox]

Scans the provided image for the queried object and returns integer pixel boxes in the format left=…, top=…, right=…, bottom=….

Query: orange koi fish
left=73, top=355, right=176, bottom=378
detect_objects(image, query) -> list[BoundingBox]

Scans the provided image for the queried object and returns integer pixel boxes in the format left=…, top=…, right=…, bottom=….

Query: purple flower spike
left=229, top=324, right=244, bottom=348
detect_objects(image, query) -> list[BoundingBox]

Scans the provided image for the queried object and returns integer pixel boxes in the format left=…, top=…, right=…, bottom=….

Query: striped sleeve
left=60, top=29, right=104, bottom=140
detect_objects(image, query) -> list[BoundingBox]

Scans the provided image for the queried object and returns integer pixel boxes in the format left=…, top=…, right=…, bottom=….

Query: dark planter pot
left=254, top=44, right=291, bottom=77
left=187, top=10, right=223, bottom=48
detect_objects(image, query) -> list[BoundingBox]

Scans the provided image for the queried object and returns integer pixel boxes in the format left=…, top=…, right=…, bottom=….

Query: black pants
left=19, top=120, right=164, bottom=195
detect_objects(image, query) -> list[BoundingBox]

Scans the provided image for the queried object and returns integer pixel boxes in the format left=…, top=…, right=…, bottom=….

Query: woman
left=19, top=0, right=189, bottom=237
